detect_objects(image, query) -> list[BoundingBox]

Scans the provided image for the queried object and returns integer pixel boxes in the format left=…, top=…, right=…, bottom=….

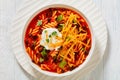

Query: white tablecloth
left=0, top=0, right=120, bottom=80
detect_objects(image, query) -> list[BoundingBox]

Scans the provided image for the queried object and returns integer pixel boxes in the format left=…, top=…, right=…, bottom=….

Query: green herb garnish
left=49, top=35, right=52, bottom=38
left=81, top=48, right=85, bottom=51
left=52, top=31, right=57, bottom=36
left=56, top=15, right=63, bottom=22
left=46, top=39, right=49, bottom=43
left=45, top=30, right=47, bottom=33
left=39, top=57, right=44, bottom=63
left=59, top=60, right=67, bottom=69
left=41, top=48, right=47, bottom=57
left=37, top=20, right=42, bottom=26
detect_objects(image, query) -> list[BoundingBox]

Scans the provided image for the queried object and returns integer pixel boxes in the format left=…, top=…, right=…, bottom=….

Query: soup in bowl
left=23, top=4, right=95, bottom=77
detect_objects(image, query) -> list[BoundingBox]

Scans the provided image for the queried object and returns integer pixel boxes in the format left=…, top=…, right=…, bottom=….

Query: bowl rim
left=22, top=4, right=95, bottom=77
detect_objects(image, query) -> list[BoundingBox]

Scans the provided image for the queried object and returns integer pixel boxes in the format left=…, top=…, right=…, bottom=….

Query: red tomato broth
left=24, top=8, right=91, bottom=73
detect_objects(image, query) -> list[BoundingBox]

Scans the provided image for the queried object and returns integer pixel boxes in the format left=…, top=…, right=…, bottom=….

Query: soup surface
left=24, top=8, right=91, bottom=73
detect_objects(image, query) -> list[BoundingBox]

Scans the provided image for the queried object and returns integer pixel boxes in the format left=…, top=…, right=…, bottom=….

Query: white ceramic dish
left=23, top=4, right=95, bottom=77
left=11, top=0, right=107, bottom=79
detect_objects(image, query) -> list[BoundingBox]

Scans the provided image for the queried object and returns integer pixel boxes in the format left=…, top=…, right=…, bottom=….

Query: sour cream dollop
left=40, top=28, right=62, bottom=50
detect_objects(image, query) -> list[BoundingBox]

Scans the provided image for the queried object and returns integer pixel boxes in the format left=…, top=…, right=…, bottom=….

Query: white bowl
left=23, top=4, right=95, bottom=77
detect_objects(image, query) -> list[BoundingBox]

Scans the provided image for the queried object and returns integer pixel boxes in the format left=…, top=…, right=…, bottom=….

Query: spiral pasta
left=24, top=8, right=91, bottom=73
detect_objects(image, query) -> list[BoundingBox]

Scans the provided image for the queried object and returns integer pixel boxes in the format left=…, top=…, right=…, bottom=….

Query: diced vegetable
left=37, top=20, right=42, bottom=26
left=52, top=31, right=57, bottom=36
left=46, top=39, right=49, bottom=43
left=56, top=15, right=63, bottom=22
left=39, top=57, right=44, bottom=63
left=53, top=56, right=57, bottom=61
left=41, top=48, right=47, bottom=57
left=58, top=26, right=63, bottom=32
left=59, top=60, right=67, bottom=69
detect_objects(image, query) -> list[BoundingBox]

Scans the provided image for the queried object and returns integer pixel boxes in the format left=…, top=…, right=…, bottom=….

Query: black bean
left=38, top=46, right=43, bottom=52
left=36, top=53, right=41, bottom=58
left=39, top=28, right=42, bottom=34
left=25, top=39, right=29, bottom=46
left=84, top=51, right=89, bottom=56
left=70, top=66, right=76, bottom=71
left=32, top=60, right=35, bottom=63
left=32, top=35, right=38, bottom=40
left=31, top=44, right=35, bottom=50
left=47, top=18, right=51, bottom=22
left=46, top=8, right=53, bottom=17
left=46, top=50, right=50, bottom=53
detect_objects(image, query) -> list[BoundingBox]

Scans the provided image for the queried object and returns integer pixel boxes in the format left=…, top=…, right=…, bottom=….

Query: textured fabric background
left=0, top=0, right=120, bottom=80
